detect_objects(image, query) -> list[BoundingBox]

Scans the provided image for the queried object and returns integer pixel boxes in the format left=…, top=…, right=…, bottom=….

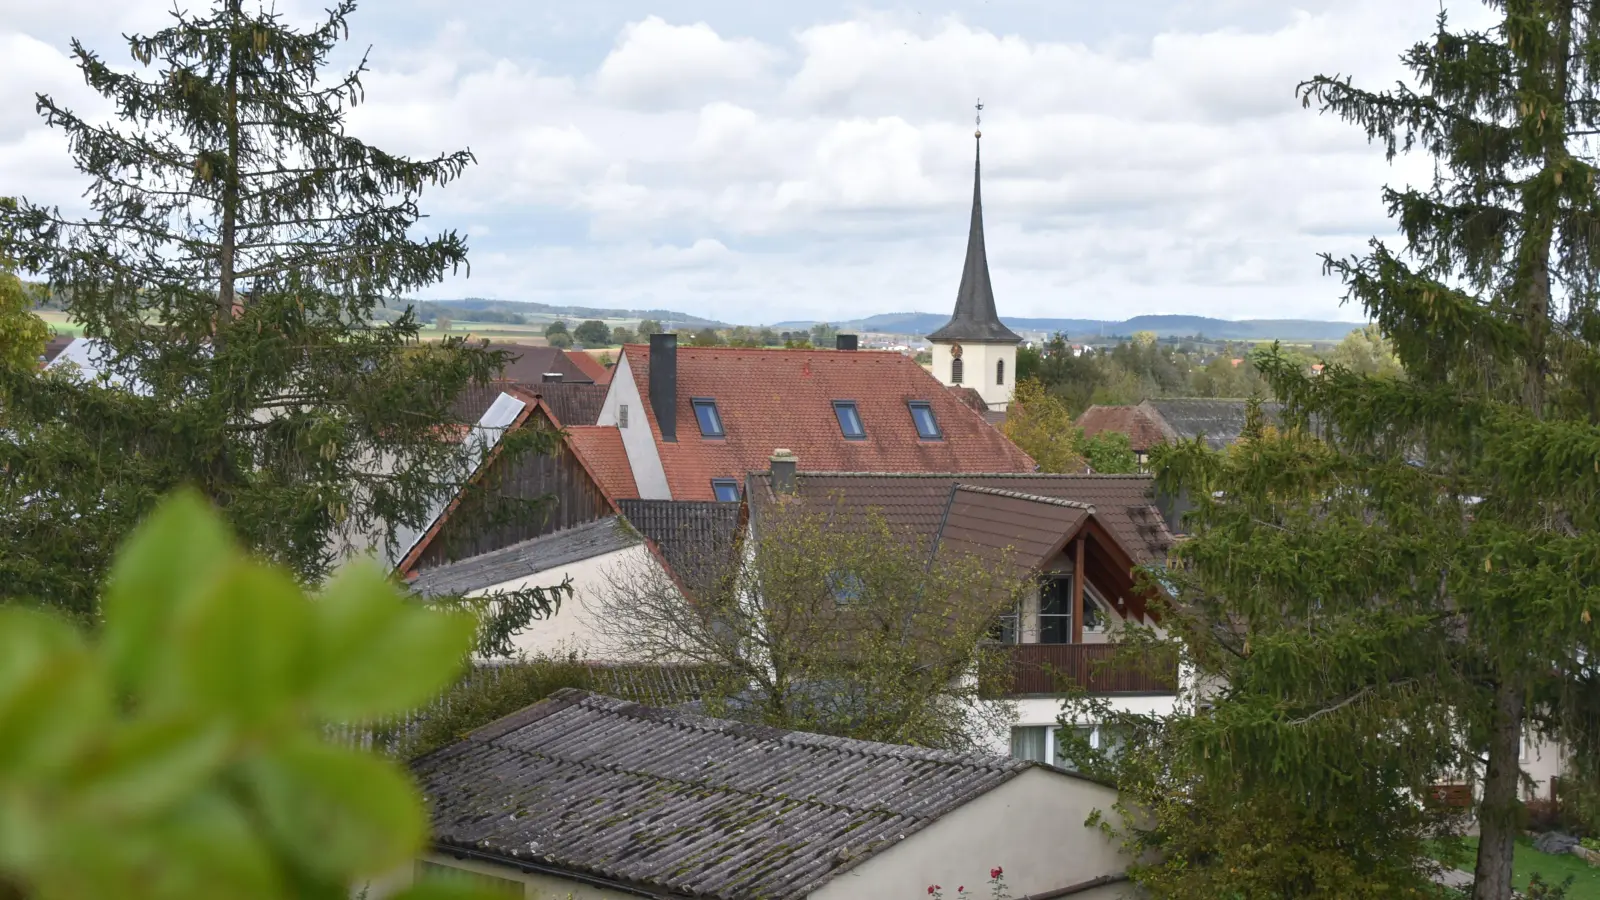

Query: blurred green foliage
left=0, top=492, right=490, bottom=900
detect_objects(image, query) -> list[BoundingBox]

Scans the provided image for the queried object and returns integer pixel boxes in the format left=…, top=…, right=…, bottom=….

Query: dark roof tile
left=748, top=472, right=1172, bottom=566
left=618, top=499, right=742, bottom=590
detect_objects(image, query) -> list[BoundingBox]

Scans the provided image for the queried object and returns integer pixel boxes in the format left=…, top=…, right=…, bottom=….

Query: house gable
left=596, top=351, right=670, bottom=499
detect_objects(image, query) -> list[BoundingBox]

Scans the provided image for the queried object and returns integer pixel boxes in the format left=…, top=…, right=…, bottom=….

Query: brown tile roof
left=562, top=349, right=612, bottom=385
left=1075, top=404, right=1172, bottom=453
left=947, top=384, right=989, bottom=412
left=453, top=381, right=607, bottom=427
left=935, top=486, right=1092, bottom=573
left=412, top=689, right=1044, bottom=900
left=41, top=335, right=74, bottom=365
left=747, top=472, right=1172, bottom=566
left=624, top=345, right=1036, bottom=500
left=564, top=426, right=638, bottom=500
left=483, top=343, right=595, bottom=383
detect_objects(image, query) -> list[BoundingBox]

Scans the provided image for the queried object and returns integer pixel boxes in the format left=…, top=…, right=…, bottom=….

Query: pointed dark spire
left=928, top=103, right=1020, bottom=345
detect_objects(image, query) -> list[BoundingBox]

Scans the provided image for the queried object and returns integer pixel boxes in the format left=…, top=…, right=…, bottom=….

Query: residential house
left=395, top=388, right=746, bottom=660
left=744, top=465, right=1180, bottom=766
left=381, top=690, right=1132, bottom=900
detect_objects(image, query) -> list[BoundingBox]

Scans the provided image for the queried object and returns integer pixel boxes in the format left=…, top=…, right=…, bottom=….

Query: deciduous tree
left=572, top=320, right=610, bottom=346
left=1002, top=378, right=1085, bottom=473
left=593, top=502, right=1026, bottom=751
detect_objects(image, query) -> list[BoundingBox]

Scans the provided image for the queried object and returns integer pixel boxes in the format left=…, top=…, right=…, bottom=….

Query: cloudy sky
left=1, top=0, right=1496, bottom=325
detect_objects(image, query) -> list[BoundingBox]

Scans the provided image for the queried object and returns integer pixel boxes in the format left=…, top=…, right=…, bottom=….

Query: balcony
left=982, top=642, right=1179, bottom=698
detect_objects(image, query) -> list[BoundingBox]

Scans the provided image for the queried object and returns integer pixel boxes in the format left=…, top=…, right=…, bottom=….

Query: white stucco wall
left=930, top=340, right=1017, bottom=410
left=595, top=352, right=670, bottom=499
left=369, top=852, right=643, bottom=900
left=806, top=767, right=1128, bottom=900
left=1523, top=733, right=1567, bottom=801
left=467, top=542, right=659, bottom=661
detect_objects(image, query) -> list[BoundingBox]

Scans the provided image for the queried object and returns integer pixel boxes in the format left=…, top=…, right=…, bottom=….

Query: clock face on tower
left=950, top=343, right=963, bottom=359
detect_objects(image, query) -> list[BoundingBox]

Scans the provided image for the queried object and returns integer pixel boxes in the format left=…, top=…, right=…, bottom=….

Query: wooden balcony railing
left=981, top=642, right=1179, bottom=698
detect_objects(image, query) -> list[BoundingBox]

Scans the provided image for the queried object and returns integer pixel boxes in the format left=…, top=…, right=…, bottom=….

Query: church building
left=928, top=110, right=1021, bottom=412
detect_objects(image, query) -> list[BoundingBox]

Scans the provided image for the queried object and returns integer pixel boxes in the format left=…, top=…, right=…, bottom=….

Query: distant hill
left=776, top=312, right=1366, bottom=342
left=428, top=299, right=1362, bottom=343
left=424, top=298, right=725, bottom=328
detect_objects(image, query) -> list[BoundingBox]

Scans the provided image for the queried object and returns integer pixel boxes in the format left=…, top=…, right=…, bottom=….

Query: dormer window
left=908, top=401, right=941, bottom=440
left=691, top=398, right=724, bottom=438
left=832, top=401, right=865, bottom=439
left=711, top=478, right=740, bottom=502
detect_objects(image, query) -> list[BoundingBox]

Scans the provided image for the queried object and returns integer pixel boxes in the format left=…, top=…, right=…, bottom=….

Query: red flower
left=990, top=867, right=1003, bottom=880
left=927, top=887, right=937, bottom=895
left=958, top=888, right=965, bottom=893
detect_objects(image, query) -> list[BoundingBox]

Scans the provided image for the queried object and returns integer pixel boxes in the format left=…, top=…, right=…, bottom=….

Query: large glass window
left=1039, top=576, right=1074, bottom=644
left=827, top=570, right=865, bottom=605
left=1010, top=724, right=1119, bottom=771
left=691, top=398, right=724, bottom=437
left=1010, top=726, right=1048, bottom=763
left=908, top=401, right=942, bottom=440
left=832, top=400, right=865, bottom=439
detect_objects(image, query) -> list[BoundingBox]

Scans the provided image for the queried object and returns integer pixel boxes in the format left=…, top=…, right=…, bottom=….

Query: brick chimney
left=770, top=449, right=797, bottom=494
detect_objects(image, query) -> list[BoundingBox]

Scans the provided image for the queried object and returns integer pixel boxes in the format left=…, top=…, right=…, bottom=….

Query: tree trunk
left=217, top=0, right=241, bottom=345
left=1472, top=681, right=1525, bottom=900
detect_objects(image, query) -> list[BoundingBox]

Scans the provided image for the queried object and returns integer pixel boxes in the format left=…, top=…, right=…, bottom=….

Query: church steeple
left=928, top=100, right=1021, bottom=345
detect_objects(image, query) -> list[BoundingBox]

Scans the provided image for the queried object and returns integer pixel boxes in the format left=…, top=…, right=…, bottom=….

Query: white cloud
left=0, top=1, right=1503, bottom=323
left=594, top=16, right=778, bottom=108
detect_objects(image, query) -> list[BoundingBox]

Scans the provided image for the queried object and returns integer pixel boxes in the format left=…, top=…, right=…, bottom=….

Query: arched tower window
left=951, top=357, right=964, bottom=384
left=996, top=358, right=1005, bottom=386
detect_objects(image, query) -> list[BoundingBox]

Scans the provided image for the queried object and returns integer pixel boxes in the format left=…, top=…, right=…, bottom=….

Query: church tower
left=927, top=101, right=1020, bottom=411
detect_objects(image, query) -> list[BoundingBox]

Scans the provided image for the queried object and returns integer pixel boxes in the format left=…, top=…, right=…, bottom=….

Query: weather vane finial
left=975, top=98, right=983, bottom=139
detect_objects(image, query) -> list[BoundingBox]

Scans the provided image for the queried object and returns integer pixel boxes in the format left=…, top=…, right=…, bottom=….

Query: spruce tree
left=0, top=1, right=556, bottom=619
left=1151, top=3, right=1600, bottom=896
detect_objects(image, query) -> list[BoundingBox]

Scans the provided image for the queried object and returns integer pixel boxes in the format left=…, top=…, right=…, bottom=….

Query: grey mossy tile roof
left=1143, top=398, right=1284, bottom=451
left=413, top=689, right=1042, bottom=900
left=618, top=499, right=743, bottom=591
left=409, top=517, right=639, bottom=597
left=582, top=663, right=729, bottom=710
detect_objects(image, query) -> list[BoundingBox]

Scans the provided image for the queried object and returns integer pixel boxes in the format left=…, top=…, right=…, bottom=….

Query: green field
left=35, top=310, right=83, bottom=337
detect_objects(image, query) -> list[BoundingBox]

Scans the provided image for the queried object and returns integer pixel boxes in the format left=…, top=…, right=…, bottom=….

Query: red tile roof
left=565, top=426, right=639, bottom=500
left=1075, top=404, right=1172, bottom=453
left=563, top=350, right=613, bottom=385
left=624, top=345, right=1036, bottom=500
